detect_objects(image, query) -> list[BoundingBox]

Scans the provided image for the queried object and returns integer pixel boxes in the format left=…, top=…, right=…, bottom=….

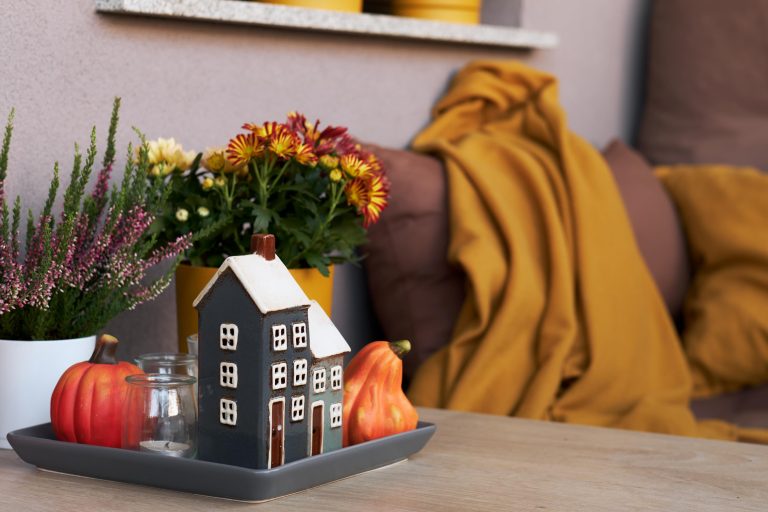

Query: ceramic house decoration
left=193, top=234, right=351, bottom=469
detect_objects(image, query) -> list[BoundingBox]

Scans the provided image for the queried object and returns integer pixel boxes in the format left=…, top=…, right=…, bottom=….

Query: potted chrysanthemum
left=0, top=100, right=191, bottom=447
left=146, top=113, right=389, bottom=351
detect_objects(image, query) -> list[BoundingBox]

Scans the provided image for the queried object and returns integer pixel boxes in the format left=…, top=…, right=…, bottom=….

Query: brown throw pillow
left=638, top=0, right=768, bottom=169
left=603, top=140, right=689, bottom=315
left=658, top=165, right=768, bottom=397
left=362, top=146, right=465, bottom=380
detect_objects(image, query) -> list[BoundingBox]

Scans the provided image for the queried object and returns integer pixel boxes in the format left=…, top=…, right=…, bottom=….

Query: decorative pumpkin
left=50, top=334, right=143, bottom=448
left=342, top=340, right=418, bottom=446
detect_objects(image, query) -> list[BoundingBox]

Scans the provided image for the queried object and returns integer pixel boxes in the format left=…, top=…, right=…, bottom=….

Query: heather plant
left=0, top=99, right=191, bottom=340
left=147, top=113, right=389, bottom=275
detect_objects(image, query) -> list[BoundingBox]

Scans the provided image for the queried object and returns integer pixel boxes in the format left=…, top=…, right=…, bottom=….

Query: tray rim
left=8, top=421, right=436, bottom=502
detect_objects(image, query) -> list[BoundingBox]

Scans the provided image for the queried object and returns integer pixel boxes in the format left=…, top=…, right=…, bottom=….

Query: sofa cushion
left=603, top=140, right=689, bottom=315
left=362, top=146, right=465, bottom=380
left=637, top=0, right=768, bottom=169
left=692, top=384, right=768, bottom=429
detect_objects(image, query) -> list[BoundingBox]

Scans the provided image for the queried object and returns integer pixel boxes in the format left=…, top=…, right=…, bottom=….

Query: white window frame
left=292, top=322, right=307, bottom=348
left=220, top=398, right=237, bottom=426
left=272, top=324, right=287, bottom=352
left=330, top=365, right=343, bottom=391
left=293, top=359, right=308, bottom=387
left=330, top=402, right=342, bottom=428
left=313, top=368, right=326, bottom=394
left=291, top=395, right=305, bottom=422
left=271, top=362, right=288, bottom=390
left=219, top=323, right=238, bottom=351
left=220, top=362, right=238, bottom=389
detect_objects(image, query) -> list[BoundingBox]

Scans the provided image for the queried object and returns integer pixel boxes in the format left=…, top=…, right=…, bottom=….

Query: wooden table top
left=1, top=407, right=767, bottom=511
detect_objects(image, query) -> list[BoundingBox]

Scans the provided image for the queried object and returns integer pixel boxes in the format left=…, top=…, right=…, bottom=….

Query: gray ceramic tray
left=8, top=422, right=436, bottom=502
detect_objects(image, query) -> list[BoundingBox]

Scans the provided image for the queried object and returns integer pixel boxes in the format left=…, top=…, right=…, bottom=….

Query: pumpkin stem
left=89, top=334, right=119, bottom=364
left=389, top=340, right=411, bottom=359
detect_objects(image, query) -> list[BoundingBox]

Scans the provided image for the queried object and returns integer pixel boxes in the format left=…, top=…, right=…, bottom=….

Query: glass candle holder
left=122, top=374, right=197, bottom=458
left=135, top=353, right=198, bottom=407
left=186, top=334, right=198, bottom=356
left=135, top=352, right=197, bottom=378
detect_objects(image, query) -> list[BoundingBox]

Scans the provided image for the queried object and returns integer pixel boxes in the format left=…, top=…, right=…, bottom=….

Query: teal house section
left=306, top=304, right=347, bottom=454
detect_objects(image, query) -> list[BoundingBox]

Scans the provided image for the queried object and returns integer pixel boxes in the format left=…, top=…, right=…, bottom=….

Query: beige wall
left=0, top=0, right=647, bottom=357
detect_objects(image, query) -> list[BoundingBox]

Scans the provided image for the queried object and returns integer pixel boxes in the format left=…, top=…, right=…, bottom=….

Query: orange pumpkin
left=50, top=334, right=143, bottom=448
left=342, top=340, right=418, bottom=446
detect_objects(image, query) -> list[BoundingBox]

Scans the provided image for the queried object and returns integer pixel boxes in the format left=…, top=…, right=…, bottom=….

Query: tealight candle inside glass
left=122, top=374, right=197, bottom=458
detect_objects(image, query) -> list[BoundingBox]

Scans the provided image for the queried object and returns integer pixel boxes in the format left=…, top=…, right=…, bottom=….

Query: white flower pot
left=0, top=335, right=96, bottom=449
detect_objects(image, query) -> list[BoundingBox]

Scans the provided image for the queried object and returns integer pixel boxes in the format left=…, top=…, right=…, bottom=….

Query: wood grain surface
left=1, top=408, right=767, bottom=511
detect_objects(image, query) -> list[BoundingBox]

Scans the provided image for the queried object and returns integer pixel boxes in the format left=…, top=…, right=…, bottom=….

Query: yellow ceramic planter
left=175, top=263, right=334, bottom=352
left=260, top=0, right=363, bottom=13
left=366, top=0, right=482, bottom=24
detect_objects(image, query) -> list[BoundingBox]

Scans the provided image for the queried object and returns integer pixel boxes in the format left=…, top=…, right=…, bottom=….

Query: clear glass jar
left=134, top=352, right=197, bottom=378
left=122, top=374, right=197, bottom=458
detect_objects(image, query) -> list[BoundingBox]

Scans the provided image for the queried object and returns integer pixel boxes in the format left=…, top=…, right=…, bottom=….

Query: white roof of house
left=308, top=300, right=351, bottom=359
left=192, top=254, right=311, bottom=314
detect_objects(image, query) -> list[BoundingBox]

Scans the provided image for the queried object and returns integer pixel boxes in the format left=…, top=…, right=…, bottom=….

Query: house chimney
left=251, top=234, right=275, bottom=261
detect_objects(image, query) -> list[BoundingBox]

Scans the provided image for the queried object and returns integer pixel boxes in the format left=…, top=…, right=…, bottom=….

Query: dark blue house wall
left=196, top=268, right=315, bottom=469
left=196, top=270, right=266, bottom=468
left=261, top=307, right=310, bottom=464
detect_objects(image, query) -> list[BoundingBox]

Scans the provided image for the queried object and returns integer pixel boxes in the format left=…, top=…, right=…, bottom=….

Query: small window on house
left=291, top=395, right=305, bottom=422
left=292, top=322, right=307, bottom=348
left=220, top=362, right=238, bottom=389
left=313, top=368, right=326, bottom=394
left=330, top=365, right=343, bottom=391
left=220, top=323, right=238, bottom=350
left=272, top=362, right=287, bottom=390
left=272, top=324, right=287, bottom=351
left=220, top=398, right=237, bottom=426
left=330, top=403, right=342, bottom=428
left=293, top=359, right=308, bottom=386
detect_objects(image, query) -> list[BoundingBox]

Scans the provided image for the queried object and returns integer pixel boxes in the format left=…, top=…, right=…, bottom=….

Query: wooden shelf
left=95, top=0, right=558, bottom=49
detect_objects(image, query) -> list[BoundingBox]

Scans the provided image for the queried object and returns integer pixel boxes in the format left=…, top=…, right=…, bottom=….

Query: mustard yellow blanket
left=407, top=61, right=765, bottom=442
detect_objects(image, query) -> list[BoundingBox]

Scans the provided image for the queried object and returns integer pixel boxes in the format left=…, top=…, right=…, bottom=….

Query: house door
left=269, top=399, right=284, bottom=468
left=310, top=402, right=324, bottom=456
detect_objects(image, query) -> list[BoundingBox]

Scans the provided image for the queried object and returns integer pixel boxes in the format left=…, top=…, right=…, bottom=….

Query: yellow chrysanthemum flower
left=329, top=169, right=343, bottom=182
left=227, top=133, right=261, bottom=167
left=345, top=174, right=388, bottom=227
left=202, top=148, right=227, bottom=173
left=319, top=155, right=339, bottom=171
left=201, top=177, right=214, bottom=191
left=340, top=155, right=370, bottom=178
left=294, top=143, right=317, bottom=166
left=269, top=132, right=298, bottom=159
left=257, top=122, right=289, bottom=141
left=145, top=137, right=196, bottom=172
left=203, top=147, right=246, bottom=175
